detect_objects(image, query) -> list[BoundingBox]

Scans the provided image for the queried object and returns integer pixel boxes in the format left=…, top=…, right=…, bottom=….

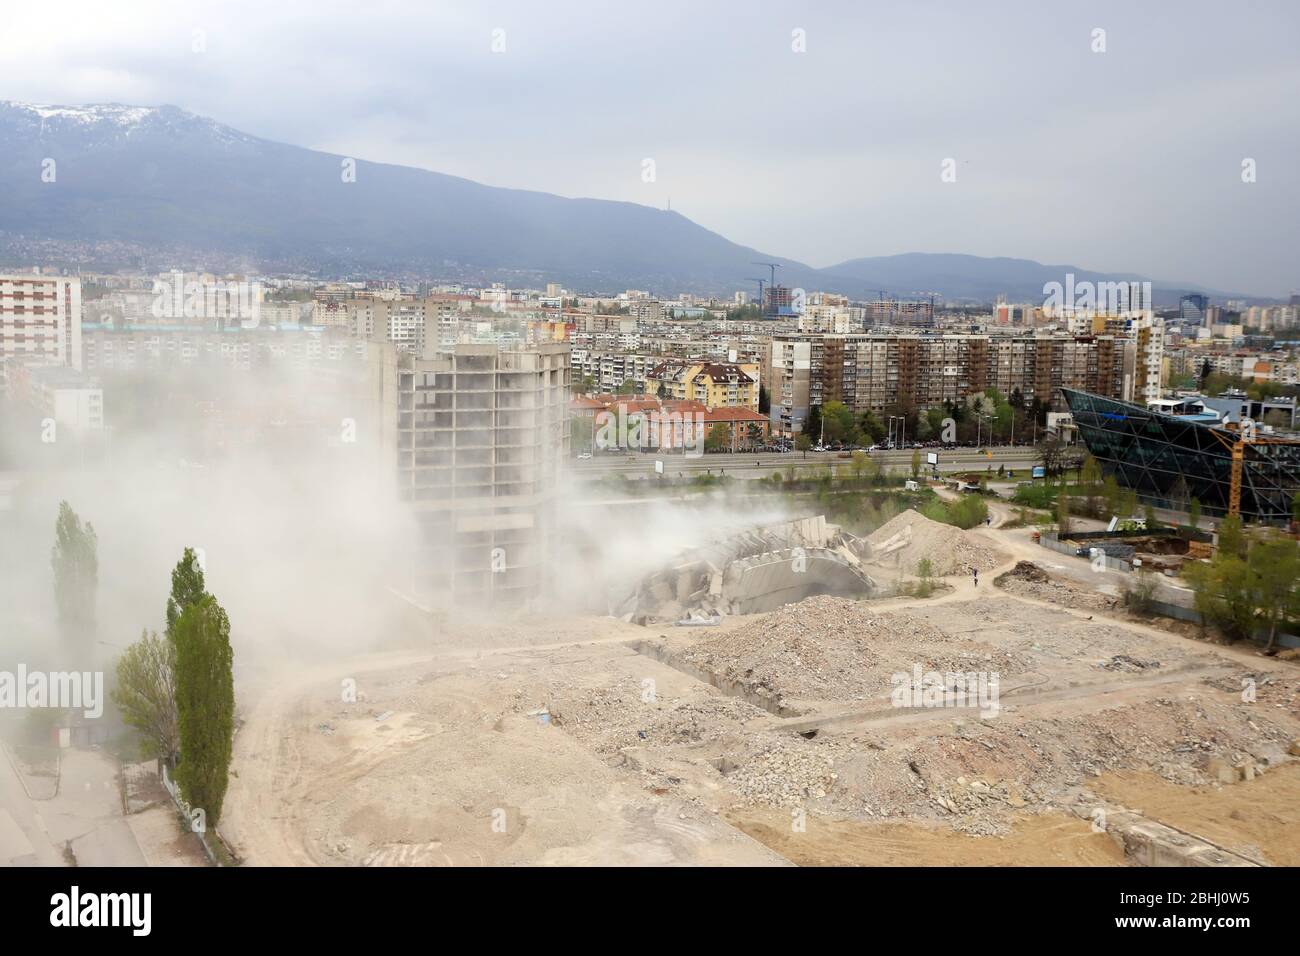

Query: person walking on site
left=972, top=566, right=979, bottom=588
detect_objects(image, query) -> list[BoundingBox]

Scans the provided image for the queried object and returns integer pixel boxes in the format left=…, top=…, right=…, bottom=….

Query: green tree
left=857, top=411, right=886, bottom=445
left=1056, top=486, right=1072, bottom=536
left=910, top=449, right=921, bottom=479
left=1188, top=498, right=1202, bottom=531
left=915, top=558, right=935, bottom=597
left=1249, top=539, right=1300, bottom=651
left=616, top=379, right=637, bottom=395
left=1102, top=475, right=1121, bottom=516
left=804, top=405, right=822, bottom=444
left=1037, top=431, right=1068, bottom=477
left=52, top=501, right=98, bottom=645
left=166, top=548, right=207, bottom=641
left=1217, top=514, right=1246, bottom=560
left=1144, top=503, right=1160, bottom=531
left=1292, top=492, right=1300, bottom=526
left=1186, top=556, right=1254, bottom=641
left=112, top=630, right=180, bottom=770
left=849, top=450, right=869, bottom=481
left=1120, top=489, right=1138, bottom=518
left=173, top=595, right=235, bottom=827
left=820, top=401, right=857, bottom=445
left=704, top=423, right=730, bottom=453
left=925, top=407, right=948, bottom=443
left=1123, top=568, right=1159, bottom=614
left=1080, top=455, right=1102, bottom=515
left=795, top=434, right=813, bottom=458
left=952, top=495, right=989, bottom=529
left=993, top=403, right=1013, bottom=442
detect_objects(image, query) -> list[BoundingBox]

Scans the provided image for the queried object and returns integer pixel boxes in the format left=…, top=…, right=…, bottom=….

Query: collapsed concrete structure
left=615, top=515, right=876, bottom=623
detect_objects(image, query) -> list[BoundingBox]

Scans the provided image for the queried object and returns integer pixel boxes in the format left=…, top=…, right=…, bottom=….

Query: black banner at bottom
left=0, top=865, right=1282, bottom=942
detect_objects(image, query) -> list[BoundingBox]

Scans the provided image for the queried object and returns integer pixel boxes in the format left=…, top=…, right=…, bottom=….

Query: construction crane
left=751, top=261, right=781, bottom=290
left=1210, top=425, right=1297, bottom=518
left=752, top=261, right=781, bottom=314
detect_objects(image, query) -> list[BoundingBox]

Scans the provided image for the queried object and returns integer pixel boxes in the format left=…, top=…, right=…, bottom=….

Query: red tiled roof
left=571, top=395, right=765, bottom=421
left=699, top=405, right=767, bottom=423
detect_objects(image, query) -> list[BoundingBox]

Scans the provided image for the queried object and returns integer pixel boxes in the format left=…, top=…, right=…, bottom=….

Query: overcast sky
left=2, top=0, right=1297, bottom=295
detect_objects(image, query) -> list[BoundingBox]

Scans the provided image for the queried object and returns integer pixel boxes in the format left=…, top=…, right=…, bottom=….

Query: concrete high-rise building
left=1179, top=294, right=1209, bottom=328
left=370, top=342, right=570, bottom=606
left=0, top=274, right=82, bottom=375
left=767, top=330, right=1139, bottom=433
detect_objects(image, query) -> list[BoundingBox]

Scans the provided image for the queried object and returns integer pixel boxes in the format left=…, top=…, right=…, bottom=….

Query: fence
left=1034, top=534, right=1299, bottom=649
left=160, top=765, right=224, bottom=865
left=1037, top=532, right=1132, bottom=572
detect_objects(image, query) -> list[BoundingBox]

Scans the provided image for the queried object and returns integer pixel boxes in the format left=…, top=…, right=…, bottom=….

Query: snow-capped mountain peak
left=0, top=100, right=262, bottom=147
left=24, top=103, right=157, bottom=125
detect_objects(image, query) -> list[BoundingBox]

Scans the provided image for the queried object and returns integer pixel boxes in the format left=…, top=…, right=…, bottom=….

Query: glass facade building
left=1062, top=388, right=1300, bottom=524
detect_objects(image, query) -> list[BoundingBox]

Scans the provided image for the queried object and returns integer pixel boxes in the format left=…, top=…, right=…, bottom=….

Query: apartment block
left=645, top=360, right=760, bottom=408
left=81, top=327, right=367, bottom=373
left=3, top=362, right=103, bottom=431
left=769, top=331, right=1134, bottom=434
left=570, top=349, right=658, bottom=393
left=0, top=274, right=82, bottom=374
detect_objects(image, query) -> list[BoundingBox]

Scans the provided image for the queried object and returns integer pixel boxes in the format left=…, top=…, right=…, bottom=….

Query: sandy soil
left=726, top=809, right=1126, bottom=866
left=1094, top=764, right=1300, bottom=867
left=223, top=618, right=788, bottom=866
left=220, top=519, right=1300, bottom=867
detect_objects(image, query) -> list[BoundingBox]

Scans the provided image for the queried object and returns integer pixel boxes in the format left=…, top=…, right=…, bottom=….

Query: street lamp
left=887, top=415, right=906, bottom=449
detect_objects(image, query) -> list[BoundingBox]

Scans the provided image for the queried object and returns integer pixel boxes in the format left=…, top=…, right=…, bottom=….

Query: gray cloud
left=0, top=0, right=1296, bottom=294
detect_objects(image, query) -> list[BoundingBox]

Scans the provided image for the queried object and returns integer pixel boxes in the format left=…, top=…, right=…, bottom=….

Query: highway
left=570, top=445, right=1041, bottom=479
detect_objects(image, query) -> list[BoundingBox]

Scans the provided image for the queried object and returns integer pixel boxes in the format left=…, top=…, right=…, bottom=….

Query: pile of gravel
left=866, top=509, right=1004, bottom=576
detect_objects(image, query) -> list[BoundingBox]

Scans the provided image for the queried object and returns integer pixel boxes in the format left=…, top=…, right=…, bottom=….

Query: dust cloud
left=0, top=362, right=793, bottom=686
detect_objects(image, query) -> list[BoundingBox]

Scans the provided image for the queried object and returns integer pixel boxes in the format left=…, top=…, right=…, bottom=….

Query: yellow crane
left=1210, top=427, right=1294, bottom=518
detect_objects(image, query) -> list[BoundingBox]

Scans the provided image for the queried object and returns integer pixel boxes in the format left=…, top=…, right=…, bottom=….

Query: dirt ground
left=221, top=517, right=1300, bottom=867
left=1093, top=764, right=1300, bottom=867
left=725, top=808, right=1126, bottom=866
left=222, top=622, right=789, bottom=866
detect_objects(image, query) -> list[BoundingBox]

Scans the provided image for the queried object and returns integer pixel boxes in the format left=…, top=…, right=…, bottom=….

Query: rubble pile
left=727, top=742, right=838, bottom=808
left=865, top=509, right=1004, bottom=576
left=676, top=596, right=1034, bottom=706
left=994, top=561, right=1121, bottom=612
left=551, top=675, right=767, bottom=757
left=613, top=515, right=876, bottom=624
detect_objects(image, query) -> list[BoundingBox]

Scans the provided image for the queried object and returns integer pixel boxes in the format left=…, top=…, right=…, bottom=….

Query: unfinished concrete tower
left=372, top=341, right=570, bottom=606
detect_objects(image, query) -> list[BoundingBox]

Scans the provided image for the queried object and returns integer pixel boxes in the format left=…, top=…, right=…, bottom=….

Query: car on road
left=576, top=452, right=592, bottom=460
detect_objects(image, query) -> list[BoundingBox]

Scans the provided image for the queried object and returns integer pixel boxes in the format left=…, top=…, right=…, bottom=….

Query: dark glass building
left=1062, top=388, right=1300, bottom=524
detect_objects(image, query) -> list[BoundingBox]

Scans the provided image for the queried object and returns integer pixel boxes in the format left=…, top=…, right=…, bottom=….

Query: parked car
left=576, top=452, right=592, bottom=460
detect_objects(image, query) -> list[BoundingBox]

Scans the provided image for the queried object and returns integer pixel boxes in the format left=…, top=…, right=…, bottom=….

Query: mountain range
left=0, top=101, right=1247, bottom=303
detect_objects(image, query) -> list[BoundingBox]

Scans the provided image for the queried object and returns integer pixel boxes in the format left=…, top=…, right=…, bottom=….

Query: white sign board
left=654, top=459, right=664, bottom=475
left=926, top=452, right=938, bottom=466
